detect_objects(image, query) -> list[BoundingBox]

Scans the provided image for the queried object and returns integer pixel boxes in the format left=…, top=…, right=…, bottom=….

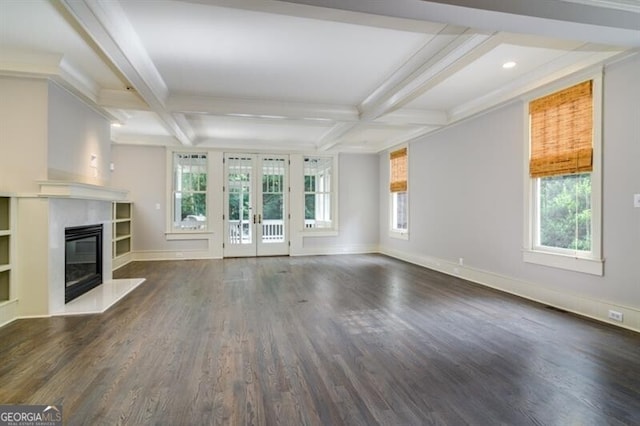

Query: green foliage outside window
left=228, top=174, right=284, bottom=221
left=539, top=173, right=591, bottom=251
left=304, top=175, right=316, bottom=220
left=180, top=172, right=207, bottom=219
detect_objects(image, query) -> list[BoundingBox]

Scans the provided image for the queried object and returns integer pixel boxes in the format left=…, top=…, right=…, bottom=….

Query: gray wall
left=380, top=54, right=640, bottom=310
left=111, top=147, right=380, bottom=255
left=303, top=153, right=380, bottom=253
left=110, top=144, right=208, bottom=253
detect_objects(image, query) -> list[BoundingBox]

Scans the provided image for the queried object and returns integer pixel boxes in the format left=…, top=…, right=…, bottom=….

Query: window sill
left=165, top=231, right=213, bottom=241
left=389, top=231, right=409, bottom=240
left=522, top=249, right=603, bottom=276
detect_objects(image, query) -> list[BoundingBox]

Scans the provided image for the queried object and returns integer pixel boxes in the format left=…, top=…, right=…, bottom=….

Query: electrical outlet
left=458, top=258, right=464, bottom=266
left=608, top=310, right=623, bottom=322
left=634, top=194, right=640, bottom=208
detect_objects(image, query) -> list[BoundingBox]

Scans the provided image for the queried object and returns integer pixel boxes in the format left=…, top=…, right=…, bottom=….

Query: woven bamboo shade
left=529, top=80, right=593, bottom=178
left=390, top=147, right=407, bottom=192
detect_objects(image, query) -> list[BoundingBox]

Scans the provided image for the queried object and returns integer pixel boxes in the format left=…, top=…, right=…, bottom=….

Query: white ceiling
left=0, top=0, right=637, bottom=153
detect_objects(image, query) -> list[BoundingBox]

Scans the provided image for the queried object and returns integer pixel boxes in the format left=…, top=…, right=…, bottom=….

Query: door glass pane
left=227, top=156, right=253, bottom=245
left=261, top=158, right=285, bottom=243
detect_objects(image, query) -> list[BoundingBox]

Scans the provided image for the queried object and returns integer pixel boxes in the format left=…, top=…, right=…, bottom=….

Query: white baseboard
left=380, top=247, right=639, bottom=333
left=291, top=244, right=379, bottom=257
left=0, top=299, right=51, bottom=328
left=0, top=299, right=19, bottom=328
left=113, top=252, right=133, bottom=270
left=132, top=249, right=221, bottom=262
left=132, top=245, right=378, bottom=260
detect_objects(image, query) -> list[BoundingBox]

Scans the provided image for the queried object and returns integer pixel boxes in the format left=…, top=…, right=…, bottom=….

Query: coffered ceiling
left=1, top=0, right=638, bottom=153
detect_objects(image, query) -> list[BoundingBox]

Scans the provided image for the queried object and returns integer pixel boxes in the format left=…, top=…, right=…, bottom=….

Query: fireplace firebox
left=65, top=224, right=103, bottom=303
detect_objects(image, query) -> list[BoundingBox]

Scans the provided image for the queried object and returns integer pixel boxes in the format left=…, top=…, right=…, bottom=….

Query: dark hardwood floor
left=1, top=254, right=639, bottom=425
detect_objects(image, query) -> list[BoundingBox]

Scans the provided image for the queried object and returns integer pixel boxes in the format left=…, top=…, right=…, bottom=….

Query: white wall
left=47, top=81, right=111, bottom=186
left=0, top=77, right=111, bottom=192
left=379, top=54, right=640, bottom=330
left=0, top=77, right=48, bottom=194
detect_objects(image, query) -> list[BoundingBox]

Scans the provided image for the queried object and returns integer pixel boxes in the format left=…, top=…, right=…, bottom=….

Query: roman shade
left=529, top=80, right=593, bottom=178
left=390, top=147, right=407, bottom=192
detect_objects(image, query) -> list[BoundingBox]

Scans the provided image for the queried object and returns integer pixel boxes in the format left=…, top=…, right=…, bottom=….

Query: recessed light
left=502, top=61, right=517, bottom=69
left=111, top=122, right=122, bottom=127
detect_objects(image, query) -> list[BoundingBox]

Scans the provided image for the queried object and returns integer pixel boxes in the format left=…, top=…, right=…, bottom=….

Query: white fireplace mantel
left=38, top=181, right=128, bottom=201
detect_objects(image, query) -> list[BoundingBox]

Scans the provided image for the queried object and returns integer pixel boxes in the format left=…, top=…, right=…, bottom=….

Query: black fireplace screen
left=65, top=224, right=103, bottom=303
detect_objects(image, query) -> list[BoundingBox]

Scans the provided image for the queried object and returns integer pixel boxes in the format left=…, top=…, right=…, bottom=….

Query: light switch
left=634, top=194, right=640, bottom=208
left=155, top=203, right=161, bottom=210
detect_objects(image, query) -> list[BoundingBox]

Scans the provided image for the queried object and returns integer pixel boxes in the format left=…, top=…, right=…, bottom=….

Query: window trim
left=389, top=145, right=409, bottom=240
left=522, top=72, right=603, bottom=275
left=166, top=149, right=214, bottom=235
left=300, top=154, right=339, bottom=235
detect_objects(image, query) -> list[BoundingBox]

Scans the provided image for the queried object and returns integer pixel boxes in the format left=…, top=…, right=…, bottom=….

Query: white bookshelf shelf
left=0, top=196, right=13, bottom=302
left=112, top=201, right=133, bottom=270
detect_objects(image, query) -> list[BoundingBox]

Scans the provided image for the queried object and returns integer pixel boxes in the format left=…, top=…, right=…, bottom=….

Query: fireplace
left=65, top=224, right=103, bottom=303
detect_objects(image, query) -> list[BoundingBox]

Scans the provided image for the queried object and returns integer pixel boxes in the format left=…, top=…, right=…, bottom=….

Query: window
left=304, top=156, right=333, bottom=229
left=524, top=77, right=602, bottom=275
left=390, top=147, right=408, bottom=237
left=172, top=152, right=207, bottom=231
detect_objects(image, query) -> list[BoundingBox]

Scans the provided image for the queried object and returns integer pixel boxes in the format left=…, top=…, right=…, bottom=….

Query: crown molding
left=0, top=51, right=99, bottom=102
left=111, top=134, right=181, bottom=146
left=0, top=51, right=126, bottom=123
left=447, top=46, right=627, bottom=123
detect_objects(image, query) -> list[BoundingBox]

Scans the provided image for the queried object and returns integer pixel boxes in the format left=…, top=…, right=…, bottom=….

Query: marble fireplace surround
left=39, top=182, right=145, bottom=316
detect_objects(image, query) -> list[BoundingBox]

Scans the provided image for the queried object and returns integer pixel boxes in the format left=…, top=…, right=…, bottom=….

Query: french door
left=223, top=154, right=289, bottom=257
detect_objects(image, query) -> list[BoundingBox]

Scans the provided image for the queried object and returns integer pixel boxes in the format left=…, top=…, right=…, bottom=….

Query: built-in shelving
left=112, top=201, right=132, bottom=270
left=0, top=196, right=13, bottom=301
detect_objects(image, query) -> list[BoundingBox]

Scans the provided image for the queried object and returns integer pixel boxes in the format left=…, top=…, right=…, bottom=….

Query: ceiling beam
left=58, top=0, right=193, bottom=145
left=372, top=108, right=448, bottom=126
left=98, top=89, right=148, bottom=110
left=175, top=0, right=445, bottom=33
left=168, top=95, right=360, bottom=122
left=316, top=122, right=358, bottom=151
left=358, top=27, right=495, bottom=121
left=282, top=0, right=640, bottom=47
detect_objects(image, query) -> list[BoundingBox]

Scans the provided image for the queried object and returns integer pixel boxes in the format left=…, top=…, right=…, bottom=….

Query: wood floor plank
left=1, top=254, right=639, bottom=425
